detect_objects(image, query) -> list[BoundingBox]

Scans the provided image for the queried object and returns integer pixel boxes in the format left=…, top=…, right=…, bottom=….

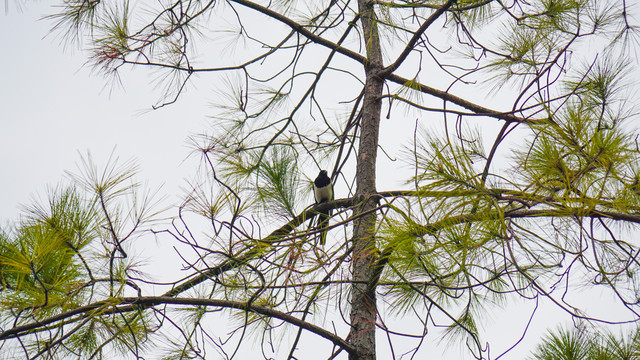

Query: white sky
left=1, top=2, right=639, bottom=359
left=1, top=2, right=207, bottom=223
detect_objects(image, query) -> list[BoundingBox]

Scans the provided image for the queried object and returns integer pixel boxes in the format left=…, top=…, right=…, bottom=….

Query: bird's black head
left=315, top=170, right=331, bottom=187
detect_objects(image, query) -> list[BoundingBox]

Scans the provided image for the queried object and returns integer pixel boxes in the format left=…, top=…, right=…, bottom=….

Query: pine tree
left=2, top=1, right=640, bottom=359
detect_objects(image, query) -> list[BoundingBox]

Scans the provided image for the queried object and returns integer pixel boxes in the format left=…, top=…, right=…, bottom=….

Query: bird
left=313, top=170, right=333, bottom=245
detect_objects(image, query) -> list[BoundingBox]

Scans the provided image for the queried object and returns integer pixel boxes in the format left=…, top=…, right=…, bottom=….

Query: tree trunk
left=350, top=1, right=383, bottom=359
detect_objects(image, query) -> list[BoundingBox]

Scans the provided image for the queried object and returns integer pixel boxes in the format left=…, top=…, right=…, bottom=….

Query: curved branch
left=385, top=72, right=541, bottom=124
left=381, top=0, right=457, bottom=76
left=230, top=0, right=367, bottom=65
left=164, top=197, right=354, bottom=298
left=128, top=296, right=357, bottom=354
left=417, top=208, right=640, bottom=237
left=0, top=296, right=358, bottom=356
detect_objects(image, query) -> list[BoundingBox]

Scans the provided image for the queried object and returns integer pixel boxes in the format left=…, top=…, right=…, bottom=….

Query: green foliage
left=62, top=311, right=153, bottom=359
left=381, top=36, right=640, bottom=348
left=518, top=114, right=634, bottom=197
left=255, top=147, right=302, bottom=218
left=482, top=0, right=602, bottom=88
left=410, top=127, right=486, bottom=191
left=516, top=58, right=637, bottom=205
left=211, top=145, right=304, bottom=221
left=7, top=0, right=640, bottom=359
left=0, top=155, right=159, bottom=358
left=530, top=327, right=590, bottom=360
left=489, top=23, right=561, bottom=85
left=0, top=187, right=96, bottom=314
left=529, top=325, right=640, bottom=360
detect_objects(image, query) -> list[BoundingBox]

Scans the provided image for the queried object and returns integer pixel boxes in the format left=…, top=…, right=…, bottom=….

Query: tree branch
left=0, top=296, right=358, bottom=355
left=385, top=72, right=542, bottom=124
left=230, top=0, right=367, bottom=65
left=381, top=0, right=457, bottom=76
left=163, top=198, right=354, bottom=298
left=418, top=208, right=640, bottom=237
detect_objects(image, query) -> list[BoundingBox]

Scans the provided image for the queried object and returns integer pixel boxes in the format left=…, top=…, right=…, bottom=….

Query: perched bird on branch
left=313, top=170, right=333, bottom=245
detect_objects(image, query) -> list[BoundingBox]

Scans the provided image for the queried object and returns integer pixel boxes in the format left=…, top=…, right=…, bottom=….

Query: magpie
left=313, top=170, right=333, bottom=245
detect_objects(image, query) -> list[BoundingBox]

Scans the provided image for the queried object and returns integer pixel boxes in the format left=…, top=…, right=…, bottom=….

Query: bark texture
left=350, top=1, right=384, bottom=359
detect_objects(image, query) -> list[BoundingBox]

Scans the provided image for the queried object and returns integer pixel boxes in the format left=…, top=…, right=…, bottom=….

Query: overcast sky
left=2, top=2, right=639, bottom=359
left=1, top=2, right=208, bottom=223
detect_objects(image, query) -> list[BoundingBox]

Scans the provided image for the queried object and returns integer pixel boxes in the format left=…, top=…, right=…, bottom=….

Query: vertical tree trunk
left=350, top=1, right=383, bottom=359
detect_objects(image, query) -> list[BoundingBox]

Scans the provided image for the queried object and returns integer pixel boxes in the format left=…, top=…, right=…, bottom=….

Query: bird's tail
left=316, top=209, right=332, bottom=245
